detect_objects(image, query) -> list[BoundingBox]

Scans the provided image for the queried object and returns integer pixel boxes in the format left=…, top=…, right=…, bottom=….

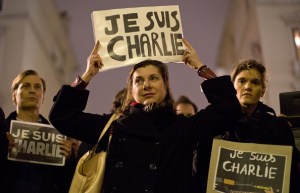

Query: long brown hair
left=120, top=59, right=175, bottom=113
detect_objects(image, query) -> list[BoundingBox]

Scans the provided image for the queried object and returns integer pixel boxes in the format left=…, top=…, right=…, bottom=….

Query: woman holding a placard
left=49, top=39, right=243, bottom=193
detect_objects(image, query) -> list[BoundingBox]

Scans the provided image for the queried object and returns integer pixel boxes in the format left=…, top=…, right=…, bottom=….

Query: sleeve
left=49, top=85, right=110, bottom=144
left=71, top=75, right=89, bottom=89
left=201, top=75, right=242, bottom=119
left=192, top=75, right=243, bottom=140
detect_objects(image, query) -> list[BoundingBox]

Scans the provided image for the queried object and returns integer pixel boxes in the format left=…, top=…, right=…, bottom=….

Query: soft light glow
left=292, top=27, right=300, bottom=60
left=294, top=31, right=300, bottom=47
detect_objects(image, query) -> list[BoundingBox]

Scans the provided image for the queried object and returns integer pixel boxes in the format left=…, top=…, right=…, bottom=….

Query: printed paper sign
left=207, top=139, right=292, bottom=193
left=91, top=5, right=185, bottom=71
left=8, top=120, right=66, bottom=166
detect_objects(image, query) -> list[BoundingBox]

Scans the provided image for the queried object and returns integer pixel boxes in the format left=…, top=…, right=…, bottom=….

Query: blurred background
left=0, top=0, right=300, bottom=117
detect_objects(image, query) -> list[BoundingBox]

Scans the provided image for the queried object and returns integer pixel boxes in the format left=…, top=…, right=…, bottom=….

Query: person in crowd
left=48, top=39, right=242, bottom=193
left=0, top=69, right=78, bottom=193
left=175, top=95, right=198, bottom=179
left=175, top=95, right=198, bottom=117
left=110, top=88, right=127, bottom=113
left=195, top=59, right=300, bottom=193
left=76, top=88, right=127, bottom=159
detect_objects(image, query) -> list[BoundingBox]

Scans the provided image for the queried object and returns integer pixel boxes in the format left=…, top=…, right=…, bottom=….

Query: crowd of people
left=0, top=37, right=299, bottom=193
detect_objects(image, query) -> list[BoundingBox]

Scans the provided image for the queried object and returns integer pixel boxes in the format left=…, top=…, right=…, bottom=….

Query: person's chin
left=242, top=101, right=257, bottom=108
left=241, top=97, right=253, bottom=103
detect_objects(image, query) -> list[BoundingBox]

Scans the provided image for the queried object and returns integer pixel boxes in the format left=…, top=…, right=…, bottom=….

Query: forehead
left=176, top=103, right=194, bottom=110
left=19, top=75, right=43, bottom=84
left=235, top=69, right=262, bottom=80
left=132, top=65, right=161, bottom=78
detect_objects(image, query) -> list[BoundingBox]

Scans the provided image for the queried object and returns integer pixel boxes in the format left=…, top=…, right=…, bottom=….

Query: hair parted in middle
left=121, top=59, right=175, bottom=113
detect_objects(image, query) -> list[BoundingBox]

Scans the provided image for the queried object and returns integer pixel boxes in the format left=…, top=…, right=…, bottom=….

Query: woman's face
left=233, top=69, right=265, bottom=108
left=131, top=65, right=167, bottom=105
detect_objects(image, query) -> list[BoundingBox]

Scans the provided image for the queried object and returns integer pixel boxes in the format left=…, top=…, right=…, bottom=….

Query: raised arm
left=182, top=38, right=217, bottom=79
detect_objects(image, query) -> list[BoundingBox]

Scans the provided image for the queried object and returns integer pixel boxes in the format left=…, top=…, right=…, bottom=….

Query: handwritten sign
left=91, top=5, right=185, bottom=71
left=207, top=139, right=292, bottom=193
left=8, top=120, right=66, bottom=166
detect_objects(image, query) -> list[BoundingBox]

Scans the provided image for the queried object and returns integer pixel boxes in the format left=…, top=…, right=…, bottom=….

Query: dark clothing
left=77, top=142, right=93, bottom=159
left=0, top=107, right=5, bottom=129
left=0, top=111, right=76, bottom=193
left=49, top=76, right=242, bottom=193
left=195, top=101, right=300, bottom=193
left=0, top=107, right=7, bottom=165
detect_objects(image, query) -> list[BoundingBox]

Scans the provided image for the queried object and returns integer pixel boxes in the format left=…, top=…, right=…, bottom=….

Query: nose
left=143, top=80, right=151, bottom=90
left=29, top=85, right=39, bottom=93
left=29, top=86, right=35, bottom=92
left=244, top=82, right=252, bottom=90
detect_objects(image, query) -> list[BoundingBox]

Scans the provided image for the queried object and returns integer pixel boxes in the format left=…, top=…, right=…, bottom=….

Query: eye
left=21, top=83, right=30, bottom=89
left=149, top=75, right=159, bottom=81
left=134, top=77, right=144, bottom=85
left=238, top=79, right=245, bottom=84
left=252, top=79, right=261, bottom=85
left=35, top=84, right=42, bottom=90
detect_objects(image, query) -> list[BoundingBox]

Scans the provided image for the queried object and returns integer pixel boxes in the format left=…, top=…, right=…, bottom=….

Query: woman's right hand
left=81, top=40, right=103, bottom=82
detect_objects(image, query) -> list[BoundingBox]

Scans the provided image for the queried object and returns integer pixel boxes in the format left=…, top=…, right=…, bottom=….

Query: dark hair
left=11, top=69, right=46, bottom=93
left=231, top=59, right=267, bottom=89
left=175, top=95, right=198, bottom=113
left=111, top=88, right=126, bottom=113
left=121, top=59, right=174, bottom=112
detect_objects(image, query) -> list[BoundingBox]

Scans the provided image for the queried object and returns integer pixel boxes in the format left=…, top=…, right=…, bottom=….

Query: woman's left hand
left=182, top=38, right=204, bottom=70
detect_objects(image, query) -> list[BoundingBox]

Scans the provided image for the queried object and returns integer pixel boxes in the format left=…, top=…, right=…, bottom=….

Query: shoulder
left=262, top=104, right=292, bottom=128
left=5, top=111, right=17, bottom=130
left=257, top=102, right=291, bottom=129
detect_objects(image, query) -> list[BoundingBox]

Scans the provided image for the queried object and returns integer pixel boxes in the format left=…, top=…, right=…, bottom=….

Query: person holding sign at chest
left=195, top=59, right=300, bottom=193
left=0, top=70, right=79, bottom=193
left=49, top=38, right=243, bottom=193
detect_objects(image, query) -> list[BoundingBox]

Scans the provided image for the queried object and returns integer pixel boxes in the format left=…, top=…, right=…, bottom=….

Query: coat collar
left=116, top=105, right=176, bottom=138
left=6, top=111, right=49, bottom=124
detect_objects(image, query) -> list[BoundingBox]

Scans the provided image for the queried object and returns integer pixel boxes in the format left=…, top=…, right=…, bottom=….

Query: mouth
left=242, top=93, right=252, bottom=97
left=144, top=93, right=154, bottom=97
left=27, top=97, right=38, bottom=101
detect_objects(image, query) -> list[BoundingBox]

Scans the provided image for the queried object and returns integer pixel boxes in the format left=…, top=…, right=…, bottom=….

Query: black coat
left=49, top=76, right=242, bottom=193
left=195, top=102, right=300, bottom=193
left=0, top=107, right=7, bottom=165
